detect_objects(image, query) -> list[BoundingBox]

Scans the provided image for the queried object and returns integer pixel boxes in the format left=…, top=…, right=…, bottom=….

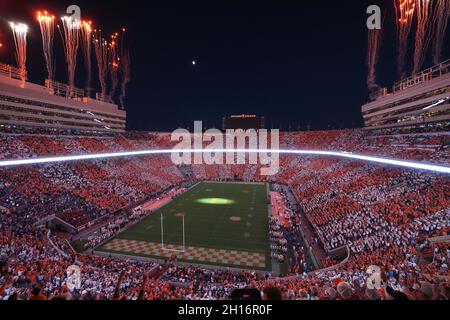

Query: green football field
left=98, top=182, right=272, bottom=271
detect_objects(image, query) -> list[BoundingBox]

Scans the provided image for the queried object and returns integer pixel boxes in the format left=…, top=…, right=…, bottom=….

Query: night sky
left=1, top=0, right=449, bottom=131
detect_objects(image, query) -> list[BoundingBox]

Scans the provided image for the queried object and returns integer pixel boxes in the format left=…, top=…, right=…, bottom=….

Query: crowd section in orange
left=0, top=128, right=448, bottom=300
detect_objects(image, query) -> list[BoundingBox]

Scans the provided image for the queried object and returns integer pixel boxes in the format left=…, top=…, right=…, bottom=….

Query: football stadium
left=0, top=0, right=449, bottom=306
left=98, top=182, right=273, bottom=271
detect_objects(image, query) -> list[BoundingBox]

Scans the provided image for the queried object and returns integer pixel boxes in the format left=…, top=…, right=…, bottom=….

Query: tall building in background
left=222, top=114, right=265, bottom=131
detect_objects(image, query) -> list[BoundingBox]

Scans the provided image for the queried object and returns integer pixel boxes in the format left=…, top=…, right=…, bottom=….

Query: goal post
left=160, top=213, right=186, bottom=252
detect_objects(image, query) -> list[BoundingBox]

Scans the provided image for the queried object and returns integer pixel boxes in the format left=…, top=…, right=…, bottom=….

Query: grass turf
left=98, top=182, right=271, bottom=271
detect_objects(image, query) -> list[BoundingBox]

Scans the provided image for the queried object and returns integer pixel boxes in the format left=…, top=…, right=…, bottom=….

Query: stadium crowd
left=0, top=129, right=449, bottom=300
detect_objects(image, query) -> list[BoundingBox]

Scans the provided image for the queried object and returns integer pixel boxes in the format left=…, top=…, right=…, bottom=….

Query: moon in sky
left=192, top=60, right=196, bottom=65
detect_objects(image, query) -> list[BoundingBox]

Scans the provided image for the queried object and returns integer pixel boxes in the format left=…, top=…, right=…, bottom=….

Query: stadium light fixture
left=422, top=98, right=447, bottom=110
left=0, top=149, right=449, bottom=174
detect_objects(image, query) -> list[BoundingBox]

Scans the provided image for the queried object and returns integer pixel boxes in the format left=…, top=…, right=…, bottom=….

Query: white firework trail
left=93, top=30, right=109, bottom=96
left=9, top=22, right=28, bottom=82
left=120, top=47, right=131, bottom=109
left=119, top=28, right=131, bottom=109
left=59, top=15, right=80, bottom=94
left=394, top=0, right=416, bottom=78
left=108, top=32, right=120, bottom=98
left=37, top=11, right=55, bottom=81
left=412, top=0, right=433, bottom=74
left=367, top=27, right=384, bottom=94
left=430, top=0, right=450, bottom=65
left=81, top=20, right=93, bottom=95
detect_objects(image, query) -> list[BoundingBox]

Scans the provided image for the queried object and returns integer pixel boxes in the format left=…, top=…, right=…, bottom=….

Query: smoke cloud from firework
left=120, top=28, right=131, bottom=108
left=367, top=27, right=384, bottom=93
left=108, top=32, right=120, bottom=98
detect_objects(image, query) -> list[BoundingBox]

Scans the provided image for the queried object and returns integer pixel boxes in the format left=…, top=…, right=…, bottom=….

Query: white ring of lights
left=0, top=149, right=448, bottom=174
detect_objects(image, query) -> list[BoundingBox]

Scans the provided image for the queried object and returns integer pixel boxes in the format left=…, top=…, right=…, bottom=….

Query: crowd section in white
left=0, top=128, right=448, bottom=300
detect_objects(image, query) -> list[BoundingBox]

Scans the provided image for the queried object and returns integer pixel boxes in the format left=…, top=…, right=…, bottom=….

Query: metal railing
left=95, top=92, right=113, bottom=103
left=394, top=59, right=450, bottom=93
left=45, top=79, right=85, bottom=100
left=0, top=62, right=27, bottom=80
left=1, top=62, right=118, bottom=106
left=370, top=59, right=450, bottom=101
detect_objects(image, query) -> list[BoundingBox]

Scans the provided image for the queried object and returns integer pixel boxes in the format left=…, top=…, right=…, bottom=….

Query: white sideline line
left=0, top=149, right=449, bottom=174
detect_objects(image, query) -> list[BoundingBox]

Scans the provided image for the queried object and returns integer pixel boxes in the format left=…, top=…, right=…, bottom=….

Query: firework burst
left=430, top=0, right=450, bottom=65
left=93, top=30, right=109, bottom=97
left=81, top=20, right=93, bottom=95
left=108, top=32, right=120, bottom=98
left=367, top=27, right=384, bottom=94
left=394, top=0, right=415, bottom=78
left=9, top=22, right=28, bottom=82
left=119, top=28, right=131, bottom=109
left=412, top=0, right=434, bottom=74
left=59, top=15, right=80, bottom=93
left=37, top=11, right=55, bottom=81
